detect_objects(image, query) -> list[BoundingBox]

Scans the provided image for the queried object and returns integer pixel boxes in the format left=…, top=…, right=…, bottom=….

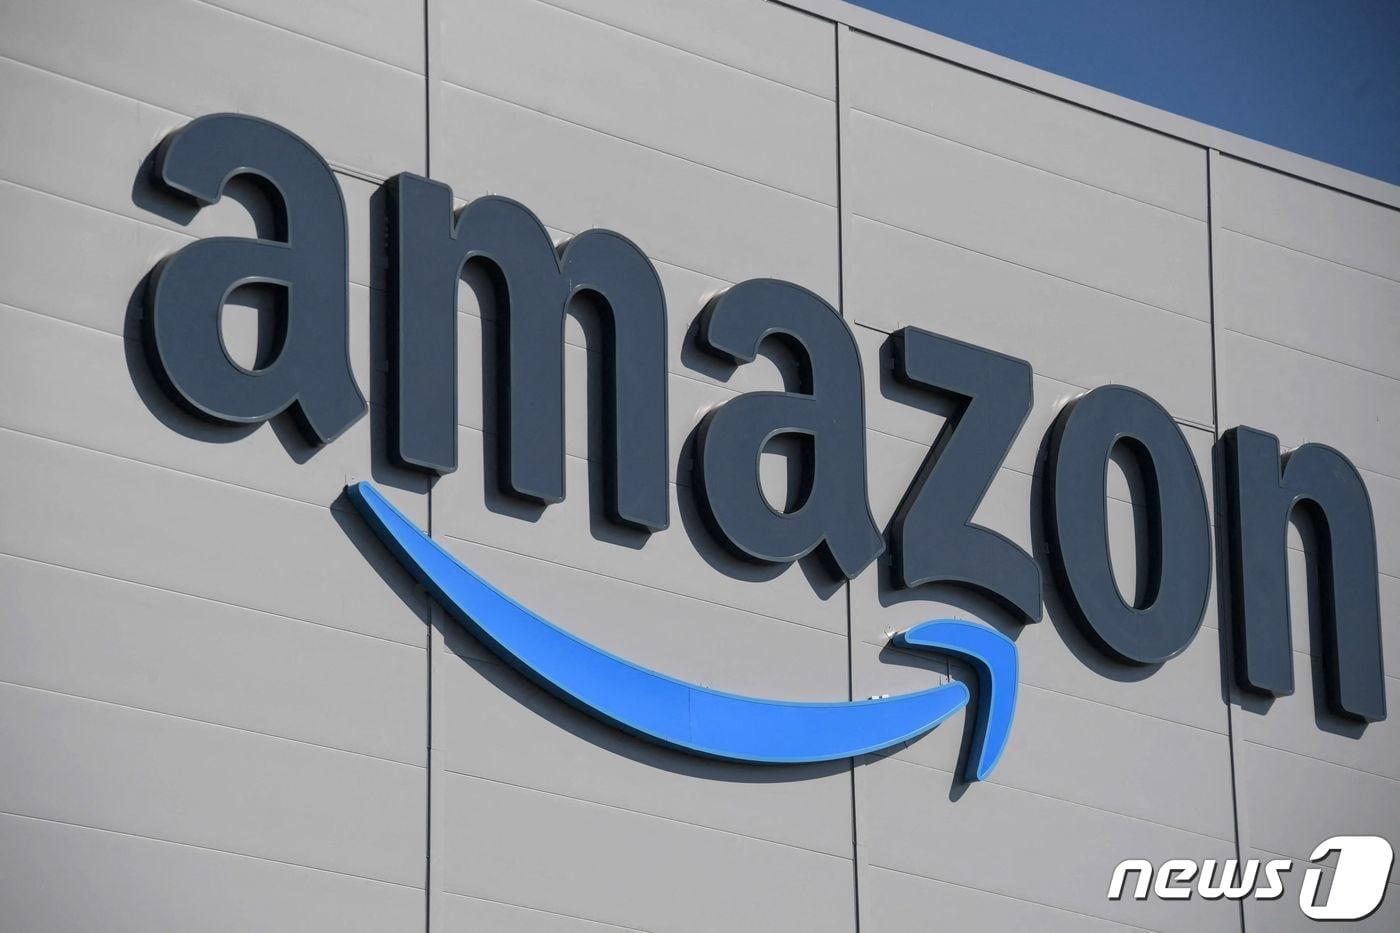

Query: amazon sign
left=139, top=114, right=1387, bottom=778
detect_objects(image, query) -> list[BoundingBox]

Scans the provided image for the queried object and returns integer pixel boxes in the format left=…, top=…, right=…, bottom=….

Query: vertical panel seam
left=835, top=24, right=852, bottom=322
left=423, top=3, right=441, bottom=933
left=835, top=21, right=870, bottom=933
left=1207, top=147, right=1249, bottom=933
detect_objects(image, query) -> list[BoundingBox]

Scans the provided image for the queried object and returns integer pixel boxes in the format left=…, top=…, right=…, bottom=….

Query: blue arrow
left=347, top=481, right=1016, bottom=774
left=895, top=621, right=1018, bottom=781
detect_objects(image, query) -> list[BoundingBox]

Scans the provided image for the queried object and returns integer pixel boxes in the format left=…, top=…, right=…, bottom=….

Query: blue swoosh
left=347, top=481, right=1016, bottom=773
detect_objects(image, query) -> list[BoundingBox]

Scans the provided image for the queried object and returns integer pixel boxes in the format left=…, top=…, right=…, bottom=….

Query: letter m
left=385, top=174, right=669, bottom=532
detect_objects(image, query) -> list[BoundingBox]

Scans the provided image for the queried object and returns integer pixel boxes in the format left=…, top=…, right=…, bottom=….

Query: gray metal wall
left=0, top=1, right=1396, bottom=931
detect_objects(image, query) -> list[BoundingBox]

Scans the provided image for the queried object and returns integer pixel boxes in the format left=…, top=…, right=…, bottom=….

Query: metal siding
left=845, top=31, right=1207, bottom=220
left=0, top=682, right=425, bottom=885
left=0, top=0, right=424, bottom=177
left=433, top=84, right=840, bottom=303
left=0, top=0, right=431, bottom=923
left=438, top=771, right=858, bottom=933
left=1, top=1, right=1397, bottom=930
left=846, top=217, right=1215, bottom=425
left=0, top=813, right=424, bottom=933
left=441, top=0, right=838, bottom=205
left=864, top=756, right=1240, bottom=931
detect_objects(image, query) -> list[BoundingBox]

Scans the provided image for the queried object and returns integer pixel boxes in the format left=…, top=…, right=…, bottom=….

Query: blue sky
left=850, top=0, right=1400, bottom=186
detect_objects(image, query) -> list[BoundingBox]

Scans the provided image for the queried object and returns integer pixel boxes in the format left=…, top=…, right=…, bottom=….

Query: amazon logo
left=135, top=114, right=1386, bottom=777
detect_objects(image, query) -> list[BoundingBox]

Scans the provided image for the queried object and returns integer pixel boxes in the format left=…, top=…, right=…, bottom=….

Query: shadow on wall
left=330, top=488, right=433, bottom=628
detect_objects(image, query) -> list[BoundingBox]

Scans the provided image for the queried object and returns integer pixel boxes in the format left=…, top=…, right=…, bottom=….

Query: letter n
left=1223, top=427, right=1386, bottom=721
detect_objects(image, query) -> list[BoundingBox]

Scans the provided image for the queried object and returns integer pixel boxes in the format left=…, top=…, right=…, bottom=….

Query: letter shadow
left=328, top=488, right=435, bottom=627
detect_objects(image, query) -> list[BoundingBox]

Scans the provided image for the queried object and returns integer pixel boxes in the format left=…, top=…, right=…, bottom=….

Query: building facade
left=1, top=1, right=1396, bottom=931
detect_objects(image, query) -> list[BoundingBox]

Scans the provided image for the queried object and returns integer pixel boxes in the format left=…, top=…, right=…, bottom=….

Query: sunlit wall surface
left=0, top=1, right=1396, bottom=931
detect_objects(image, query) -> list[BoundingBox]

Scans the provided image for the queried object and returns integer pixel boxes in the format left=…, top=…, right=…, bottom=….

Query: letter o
left=1044, top=386, right=1211, bottom=664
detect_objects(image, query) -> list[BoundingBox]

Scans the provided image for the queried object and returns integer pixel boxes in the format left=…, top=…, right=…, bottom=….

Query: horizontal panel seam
left=853, top=106, right=1206, bottom=222
left=442, top=639, right=848, bottom=714
left=865, top=424, right=1215, bottom=515
left=1238, top=737, right=1400, bottom=787
left=863, top=639, right=1228, bottom=736
left=855, top=321, right=1223, bottom=432
left=0, top=293, right=386, bottom=364
left=192, top=0, right=424, bottom=77
left=0, top=679, right=426, bottom=770
left=1245, top=840, right=1400, bottom=886
left=0, top=50, right=188, bottom=114
left=439, top=769, right=853, bottom=863
left=1289, top=646, right=1400, bottom=679
left=1359, top=463, right=1400, bottom=490
left=0, top=174, right=189, bottom=246
left=0, top=550, right=426, bottom=652
left=877, top=755, right=1238, bottom=845
left=451, top=422, right=698, bottom=488
left=439, top=890, right=643, bottom=931
left=0, top=175, right=383, bottom=292
left=457, top=312, right=751, bottom=407
left=855, top=319, right=1089, bottom=393
left=451, top=215, right=738, bottom=288
left=433, top=534, right=848, bottom=643
left=835, top=14, right=1219, bottom=161
left=459, top=316, right=1191, bottom=505
left=0, top=294, right=390, bottom=397
left=850, top=316, right=1215, bottom=431
left=865, top=863, right=1146, bottom=931
left=0, top=432, right=433, bottom=645
left=464, top=312, right=1216, bottom=465
left=436, top=78, right=838, bottom=208
left=849, top=212, right=1212, bottom=329
left=1010, top=671, right=1230, bottom=738
left=530, top=0, right=834, bottom=102
left=1246, top=537, right=1400, bottom=582
left=1218, top=341, right=1400, bottom=484
left=0, top=409, right=426, bottom=522
left=1222, top=325, right=1400, bottom=391
left=1218, top=224, right=1400, bottom=289
left=0, top=809, right=425, bottom=893
left=0, top=52, right=397, bottom=183
left=437, top=527, right=845, bottom=639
